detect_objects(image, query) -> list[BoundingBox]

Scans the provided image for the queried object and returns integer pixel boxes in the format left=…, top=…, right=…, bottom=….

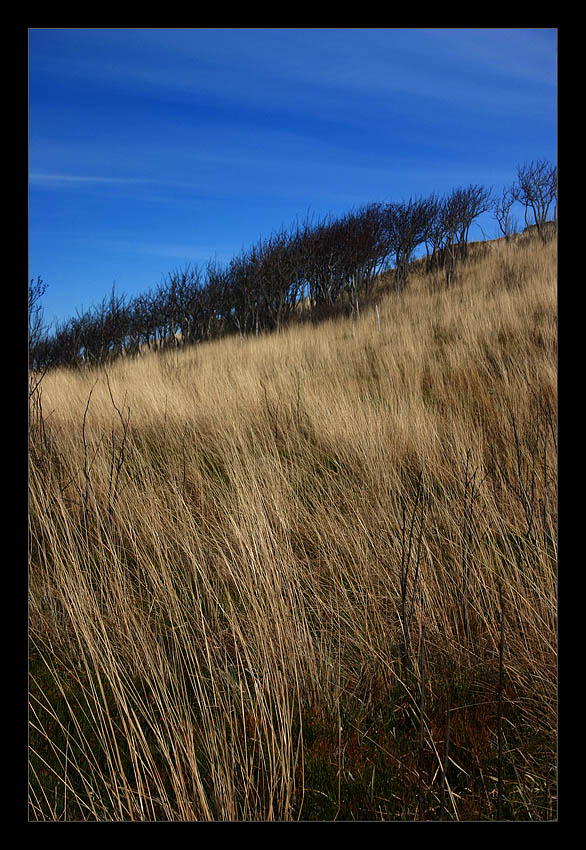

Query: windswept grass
left=29, top=235, right=557, bottom=820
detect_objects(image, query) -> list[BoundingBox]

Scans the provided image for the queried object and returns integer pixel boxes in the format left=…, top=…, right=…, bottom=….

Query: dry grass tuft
left=29, top=236, right=557, bottom=820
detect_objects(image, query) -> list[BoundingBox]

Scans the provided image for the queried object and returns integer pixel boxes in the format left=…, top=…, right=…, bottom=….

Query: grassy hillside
left=28, top=234, right=557, bottom=821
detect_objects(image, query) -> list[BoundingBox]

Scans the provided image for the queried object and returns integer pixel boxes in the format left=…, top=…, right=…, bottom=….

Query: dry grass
left=29, top=235, right=557, bottom=820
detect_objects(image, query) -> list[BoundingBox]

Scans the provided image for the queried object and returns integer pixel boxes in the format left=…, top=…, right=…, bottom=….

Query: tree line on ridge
left=29, top=160, right=557, bottom=372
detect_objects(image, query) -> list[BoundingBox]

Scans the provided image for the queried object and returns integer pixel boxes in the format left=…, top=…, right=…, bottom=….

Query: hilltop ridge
left=29, top=223, right=557, bottom=822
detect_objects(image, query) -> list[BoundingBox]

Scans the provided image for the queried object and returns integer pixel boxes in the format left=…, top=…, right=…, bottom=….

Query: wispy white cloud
left=29, top=173, right=162, bottom=186
left=30, top=28, right=554, bottom=131
left=28, top=28, right=557, bottom=327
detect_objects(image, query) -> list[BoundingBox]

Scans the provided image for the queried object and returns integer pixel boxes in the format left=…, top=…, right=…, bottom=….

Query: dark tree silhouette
left=28, top=277, right=49, bottom=370
left=32, top=164, right=553, bottom=371
left=494, top=186, right=519, bottom=242
left=512, top=160, right=557, bottom=241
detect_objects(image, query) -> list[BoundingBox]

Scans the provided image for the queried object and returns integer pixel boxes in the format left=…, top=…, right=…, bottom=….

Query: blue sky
left=28, top=28, right=557, bottom=328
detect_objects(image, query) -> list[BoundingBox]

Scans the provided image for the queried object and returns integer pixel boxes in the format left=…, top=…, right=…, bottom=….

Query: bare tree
left=433, top=185, right=492, bottom=285
left=494, top=185, right=519, bottom=242
left=456, top=184, right=493, bottom=260
left=29, top=277, right=49, bottom=370
left=386, top=198, right=432, bottom=293
left=512, top=160, right=557, bottom=241
left=422, top=194, right=445, bottom=272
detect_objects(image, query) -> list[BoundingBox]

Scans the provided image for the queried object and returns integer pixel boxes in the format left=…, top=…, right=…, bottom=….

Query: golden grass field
left=29, top=234, right=557, bottom=820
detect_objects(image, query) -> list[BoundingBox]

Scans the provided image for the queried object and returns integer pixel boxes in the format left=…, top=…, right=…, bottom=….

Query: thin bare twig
left=418, top=623, right=426, bottom=821
left=497, top=583, right=505, bottom=821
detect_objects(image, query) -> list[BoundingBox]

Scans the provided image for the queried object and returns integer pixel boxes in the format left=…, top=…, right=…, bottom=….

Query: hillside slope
left=29, top=234, right=557, bottom=821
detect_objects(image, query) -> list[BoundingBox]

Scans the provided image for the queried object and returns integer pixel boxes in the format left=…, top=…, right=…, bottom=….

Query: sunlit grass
left=29, top=235, right=557, bottom=820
